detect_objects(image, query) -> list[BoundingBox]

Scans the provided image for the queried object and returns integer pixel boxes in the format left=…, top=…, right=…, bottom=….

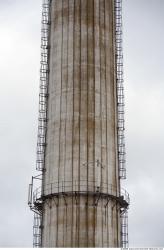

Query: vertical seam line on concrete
left=94, top=0, right=96, bottom=244
left=74, top=0, right=80, bottom=245
left=58, top=0, right=63, bottom=244
left=105, top=0, right=110, bottom=243
left=61, top=0, right=64, bottom=246
left=104, top=0, right=108, bottom=197
left=65, top=1, right=69, bottom=245
left=105, top=0, right=107, bottom=245
left=55, top=1, right=60, bottom=246
left=93, top=0, right=96, bottom=246
left=73, top=2, right=76, bottom=245
left=99, top=0, right=102, bottom=185
left=57, top=0, right=63, bottom=244
left=107, top=201, right=109, bottom=246
left=104, top=2, right=109, bottom=245
left=103, top=0, right=105, bottom=244
left=97, top=0, right=103, bottom=247
left=78, top=0, right=81, bottom=246
left=66, top=202, right=68, bottom=246
left=72, top=0, right=75, bottom=245
left=66, top=0, right=70, bottom=245
left=88, top=0, right=94, bottom=245
left=94, top=0, right=100, bottom=245
left=64, top=0, right=68, bottom=194
left=63, top=199, right=65, bottom=246
left=48, top=204, right=50, bottom=246
left=50, top=201, right=52, bottom=246
left=99, top=1, right=103, bottom=247
left=58, top=0, right=63, bottom=196
left=103, top=0, right=106, bottom=245
left=86, top=0, right=89, bottom=247
left=71, top=0, right=75, bottom=246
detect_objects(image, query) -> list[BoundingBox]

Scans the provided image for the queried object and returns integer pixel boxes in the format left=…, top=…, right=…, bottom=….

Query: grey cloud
left=123, top=0, right=164, bottom=246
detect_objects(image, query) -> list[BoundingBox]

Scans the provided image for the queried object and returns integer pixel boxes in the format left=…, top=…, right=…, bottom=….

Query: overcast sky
left=0, top=0, right=164, bottom=247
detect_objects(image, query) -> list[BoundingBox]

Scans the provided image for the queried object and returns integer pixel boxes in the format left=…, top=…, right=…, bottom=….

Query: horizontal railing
left=31, top=180, right=130, bottom=206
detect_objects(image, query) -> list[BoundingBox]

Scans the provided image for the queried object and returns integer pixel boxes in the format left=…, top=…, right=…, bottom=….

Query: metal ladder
left=33, top=212, right=42, bottom=248
left=33, top=0, right=51, bottom=247
left=115, top=0, right=126, bottom=180
left=115, top=0, right=129, bottom=247
left=121, top=210, right=129, bottom=248
left=36, top=0, right=51, bottom=172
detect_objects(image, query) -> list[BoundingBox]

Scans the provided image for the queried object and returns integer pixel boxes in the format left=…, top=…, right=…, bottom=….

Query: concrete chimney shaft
left=40, top=0, right=123, bottom=247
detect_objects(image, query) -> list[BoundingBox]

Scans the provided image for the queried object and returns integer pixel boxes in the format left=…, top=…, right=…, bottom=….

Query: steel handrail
left=32, top=180, right=130, bottom=205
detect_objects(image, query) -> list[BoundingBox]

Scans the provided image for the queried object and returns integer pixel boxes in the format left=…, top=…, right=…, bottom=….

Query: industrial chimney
left=28, top=0, right=129, bottom=247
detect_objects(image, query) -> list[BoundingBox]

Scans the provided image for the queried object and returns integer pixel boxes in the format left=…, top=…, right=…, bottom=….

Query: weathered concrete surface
left=42, top=0, right=121, bottom=247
